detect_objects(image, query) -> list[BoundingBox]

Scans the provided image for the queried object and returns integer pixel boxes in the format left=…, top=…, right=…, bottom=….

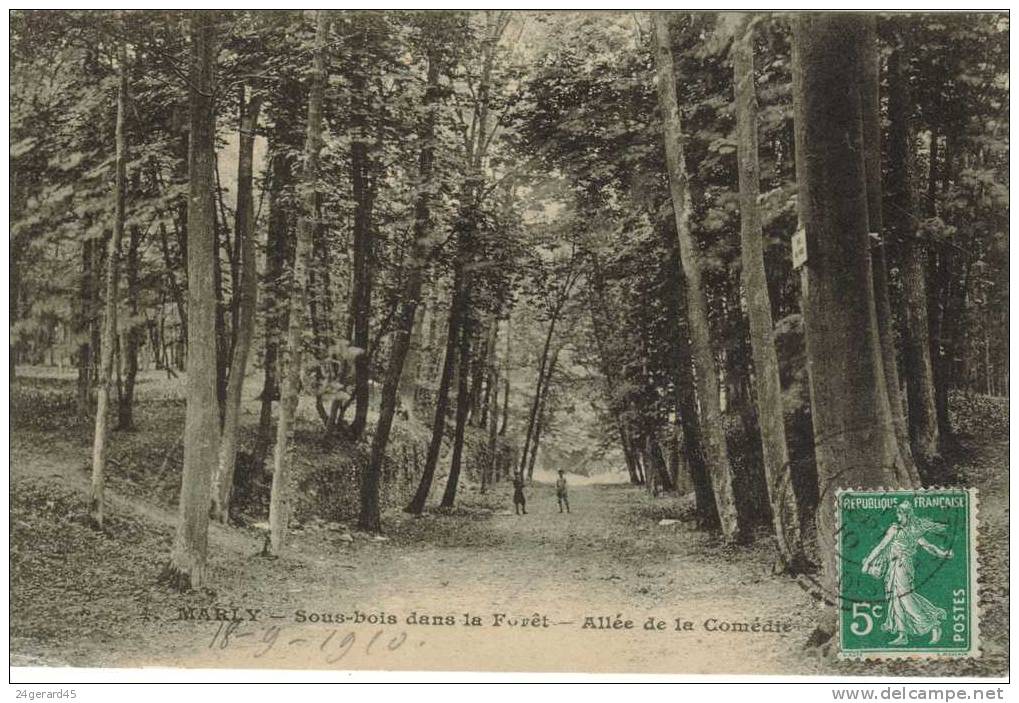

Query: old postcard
left=8, top=9, right=1008, bottom=680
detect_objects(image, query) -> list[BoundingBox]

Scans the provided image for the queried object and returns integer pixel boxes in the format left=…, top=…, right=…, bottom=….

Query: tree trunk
left=433, top=19, right=501, bottom=497
left=983, top=318, right=992, bottom=395
left=349, top=35, right=373, bottom=440
left=478, top=317, right=498, bottom=428
left=117, top=224, right=142, bottom=430
left=89, top=44, right=129, bottom=530
left=213, top=209, right=228, bottom=423
left=619, top=425, right=638, bottom=484
left=254, top=137, right=295, bottom=468
left=358, top=52, right=441, bottom=532
left=653, top=12, right=740, bottom=540
left=929, top=246, right=953, bottom=427
left=91, top=233, right=104, bottom=383
left=402, top=293, right=427, bottom=413
left=158, top=220, right=188, bottom=346
left=519, top=315, right=557, bottom=479
left=483, top=341, right=500, bottom=493
left=633, top=446, right=646, bottom=485
left=268, top=10, right=329, bottom=555
left=526, top=345, right=559, bottom=482
left=499, top=313, right=512, bottom=436
left=935, top=246, right=968, bottom=438
left=440, top=312, right=473, bottom=508
left=674, top=285, right=717, bottom=527
left=670, top=419, right=692, bottom=493
left=10, top=245, right=19, bottom=376
left=76, top=236, right=94, bottom=419
left=162, top=14, right=220, bottom=590
left=859, top=18, right=920, bottom=486
left=925, top=133, right=943, bottom=386
left=406, top=264, right=464, bottom=514
left=791, top=14, right=912, bottom=633
left=467, top=320, right=489, bottom=425
left=212, top=88, right=264, bottom=523
left=929, top=133, right=957, bottom=444
left=648, top=431, right=674, bottom=493
left=733, top=18, right=804, bottom=568
left=419, top=280, right=445, bottom=408
left=587, top=258, right=641, bottom=488
left=887, top=45, right=940, bottom=471
left=310, top=195, right=341, bottom=437
left=586, top=261, right=626, bottom=479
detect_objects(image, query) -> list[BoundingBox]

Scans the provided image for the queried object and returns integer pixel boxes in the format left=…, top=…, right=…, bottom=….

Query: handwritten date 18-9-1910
left=208, top=621, right=421, bottom=663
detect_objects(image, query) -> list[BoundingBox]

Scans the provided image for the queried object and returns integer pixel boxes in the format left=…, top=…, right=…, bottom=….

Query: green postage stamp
left=836, top=488, right=979, bottom=659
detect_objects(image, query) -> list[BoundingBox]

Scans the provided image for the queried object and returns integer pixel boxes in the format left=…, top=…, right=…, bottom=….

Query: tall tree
left=887, top=36, right=940, bottom=472
left=268, top=10, right=329, bottom=555
left=652, top=11, right=740, bottom=541
left=731, top=16, right=804, bottom=567
left=89, top=41, right=129, bottom=530
left=499, top=311, right=512, bottom=436
left=791, top=13, right=914, bottom=640
left=586, top=256, right=638, bottom=485
left=673, top=282, right=718, bottom=526
left=476, top=315, right=498, bottom=427
left=859, top=18, right=920, bottom=485
left=347, top=20, right=375, bottom=440
left=439, top=309, right=474, bottom=506
left=519, top=250, right=579, bottom=481
left=518, top=314, right=557, bottom=479
left=117, top=223, right=142, bottom=430
left=431, top=11, right=512, bottom=507
left=406, top=13, right=500, bottom=515
left=76, top=235, right=96, bottom=419
left=253, top=139, right=294, bottom=469
left=359, top=46, right=443, bottom=532
left=212, top=87, right=264, bottom=523
left=482, top=323, right=501, bottom=492
left=525, top=344, right=560, bottom=482
left=407, top=264, right=464, bottom=514
left=162, top=11, right=221, bottom=589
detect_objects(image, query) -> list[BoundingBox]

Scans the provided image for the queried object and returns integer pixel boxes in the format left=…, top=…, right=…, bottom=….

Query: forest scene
left=9, top=10, right=1009, bottom=676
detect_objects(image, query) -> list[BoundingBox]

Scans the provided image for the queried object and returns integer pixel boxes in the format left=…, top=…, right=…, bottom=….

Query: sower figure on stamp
left=861, top=501, right=953, bottom=646
left=512, top=473, right=527, bottom=515
left=555, top=469, right=570, bottom=513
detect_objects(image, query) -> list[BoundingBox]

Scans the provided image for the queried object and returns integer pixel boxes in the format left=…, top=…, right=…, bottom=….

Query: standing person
left=512, top=473, right=527, bottom=515
left=556, top=469, right=570, bottom=514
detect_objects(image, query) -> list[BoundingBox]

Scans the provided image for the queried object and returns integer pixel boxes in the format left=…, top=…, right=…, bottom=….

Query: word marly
left=582, top=615, right=795, bottom=634
left=176, top=607, right=262, bottom=622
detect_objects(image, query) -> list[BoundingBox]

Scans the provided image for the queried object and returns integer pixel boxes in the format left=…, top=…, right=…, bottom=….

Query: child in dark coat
left=513, top=474, right=527, bottom=515
left=556, top=469, right=570, bottom=513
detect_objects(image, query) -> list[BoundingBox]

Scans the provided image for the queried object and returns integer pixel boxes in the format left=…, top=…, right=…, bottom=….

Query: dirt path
left=13, top=429, right=1006, bottom=675
left=110, top=480, right=823, bottom=674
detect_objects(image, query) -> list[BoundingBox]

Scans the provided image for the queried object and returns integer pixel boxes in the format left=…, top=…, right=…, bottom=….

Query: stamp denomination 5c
left=837, top=488, right=979, bottom=659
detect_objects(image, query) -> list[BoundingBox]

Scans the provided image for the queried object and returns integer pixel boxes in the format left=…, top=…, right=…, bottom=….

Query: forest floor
left=9, top=372, right=1009, bottom=677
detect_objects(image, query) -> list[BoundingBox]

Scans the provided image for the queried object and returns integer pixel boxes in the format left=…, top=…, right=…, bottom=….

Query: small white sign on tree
left=792, top=228, right=807, bottom=269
